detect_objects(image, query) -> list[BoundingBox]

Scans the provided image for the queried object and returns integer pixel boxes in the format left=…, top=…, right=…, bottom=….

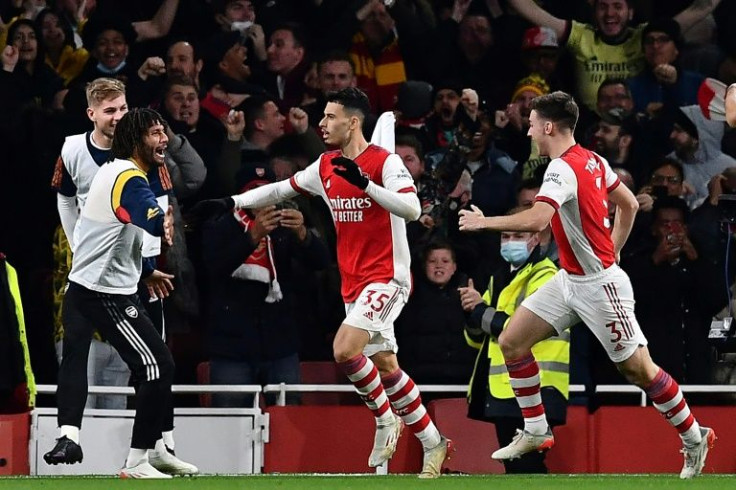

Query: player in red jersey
left=190, top=87, right=452, bottom=478
left=459, top=91, right=714, bottom=479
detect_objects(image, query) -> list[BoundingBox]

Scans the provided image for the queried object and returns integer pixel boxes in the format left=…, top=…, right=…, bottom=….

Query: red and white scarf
left=231, top=209, right=283, bottom=303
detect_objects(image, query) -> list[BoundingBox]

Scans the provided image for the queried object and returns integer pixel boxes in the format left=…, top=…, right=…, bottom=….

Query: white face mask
left=231, top=21, right=253, bottom=33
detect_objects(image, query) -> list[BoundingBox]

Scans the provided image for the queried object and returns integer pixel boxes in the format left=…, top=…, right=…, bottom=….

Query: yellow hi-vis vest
left=3, top=258, right=36, bottom=407
left=465, top=258, right=569, bottom=400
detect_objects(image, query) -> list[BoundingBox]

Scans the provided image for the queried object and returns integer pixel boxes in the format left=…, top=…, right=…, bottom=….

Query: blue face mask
left=500, top=240, right=531, bottom=266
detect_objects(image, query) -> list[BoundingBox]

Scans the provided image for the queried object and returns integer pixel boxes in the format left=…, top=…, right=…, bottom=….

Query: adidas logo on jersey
left=363, top=311, right=374, bottom=321
left=613, top=343, right=625, bottom=352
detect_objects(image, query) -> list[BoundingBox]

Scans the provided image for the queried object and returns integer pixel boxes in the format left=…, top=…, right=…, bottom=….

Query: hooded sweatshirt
left=668, top=105, right=736, bottom=209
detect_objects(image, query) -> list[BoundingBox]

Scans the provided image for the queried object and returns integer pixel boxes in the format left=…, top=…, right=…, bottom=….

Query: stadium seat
left=299, top=361, right=357, bottom=405
left=426, top=398, right=504, bottom=474
left=195, top=361, right=211, bottom=408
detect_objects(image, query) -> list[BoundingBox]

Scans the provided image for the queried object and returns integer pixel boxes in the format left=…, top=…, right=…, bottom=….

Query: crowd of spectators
left=2, top=0, right=736, bottom=410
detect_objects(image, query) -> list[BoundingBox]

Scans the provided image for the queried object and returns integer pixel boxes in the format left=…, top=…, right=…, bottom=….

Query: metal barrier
left=36, top=383, right=736, bottom=409
left=29, top=383, right=736, bottom=475
left=262, top=383, right=736, bottom=407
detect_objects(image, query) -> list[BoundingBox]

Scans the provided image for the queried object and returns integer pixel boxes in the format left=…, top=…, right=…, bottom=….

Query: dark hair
left=271, top=21, right=307, bottom=50
left=650, top=157, right=684, bottom=182
left=421, top=239, right=456, bottom=265
left=35, top=9, right=75, bottom=50
left=240, top=93, right=277, bottom=139
left=530, top=91, right=579, bottom=132
left=395, top=134, right=424, bottom=160
left=269, top=134, right=306, bottom=160
left=81, top=14, right=136, bottom=51
left=642, top=17, right=683, bottom=50
left=163, top=74, right=198, bottom=95
left=517, top=177, right=542, bottom=194
left=7, top=19, right=46, bottom=71
left=652, top=195, right=689, bottom=222
left=326, top=87, right=371, bottom=121
left=593, top=0, right=635, bottom=7
left=317, top=50, right=355, bottom=74
left=110, top=108, right=168, bottom=161
left=213, top=0, right=250, bottom=14
left=597, top=78, right=631, bottom=98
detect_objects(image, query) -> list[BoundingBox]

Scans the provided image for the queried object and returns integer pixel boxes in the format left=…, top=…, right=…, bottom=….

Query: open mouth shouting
left=154, top=145, right=167, bottom=164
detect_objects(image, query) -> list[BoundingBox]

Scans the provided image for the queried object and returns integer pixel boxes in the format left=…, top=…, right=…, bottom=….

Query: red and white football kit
left=521, top=144, right=648, bottom=362
left=233, top=144, right=418, bottom=356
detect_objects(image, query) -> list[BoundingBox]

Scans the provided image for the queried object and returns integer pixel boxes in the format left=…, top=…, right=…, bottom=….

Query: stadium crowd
left=2, top=0, right=736, bottom=419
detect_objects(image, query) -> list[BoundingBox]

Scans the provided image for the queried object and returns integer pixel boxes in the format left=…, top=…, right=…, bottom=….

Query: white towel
left=370, top=111, right=396, bottom=153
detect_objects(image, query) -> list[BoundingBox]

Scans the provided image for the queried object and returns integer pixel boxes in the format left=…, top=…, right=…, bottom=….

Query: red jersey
left=289, top=144, right=416, bottom=302
left=535, top=144, right=621, bottom=275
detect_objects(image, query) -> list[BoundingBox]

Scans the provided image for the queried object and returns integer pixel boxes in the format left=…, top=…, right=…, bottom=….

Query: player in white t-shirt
left=190, top=87, right=452, bottom=478
left=46, top=79, right=197, bottom=477
left=459, top=91, right=714, bottom=479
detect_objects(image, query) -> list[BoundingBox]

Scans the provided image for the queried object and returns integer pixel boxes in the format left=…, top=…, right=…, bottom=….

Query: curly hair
left=110, top=108, right=168, bottom=161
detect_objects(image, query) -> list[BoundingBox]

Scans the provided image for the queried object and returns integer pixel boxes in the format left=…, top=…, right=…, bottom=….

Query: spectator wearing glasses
left=625, top=159, right=688, bottom=258
left=626, top=18, right=704, bottom=116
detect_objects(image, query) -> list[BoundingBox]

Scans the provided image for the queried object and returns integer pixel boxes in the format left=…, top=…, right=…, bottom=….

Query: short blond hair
left=85, top=78, right=126, bottom=107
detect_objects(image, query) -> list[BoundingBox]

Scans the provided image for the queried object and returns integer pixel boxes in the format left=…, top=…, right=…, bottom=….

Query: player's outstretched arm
left=189, top=180, right=299, bottom=222
left=333, top=156, right=421, bottom=220
left=459, top=201, right=555, bottom=233
left=726, top=83, right=736, bottom=128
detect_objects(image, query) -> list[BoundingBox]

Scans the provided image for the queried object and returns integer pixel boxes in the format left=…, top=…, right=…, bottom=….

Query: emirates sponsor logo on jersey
left=330, top=195, right=372, bottom=222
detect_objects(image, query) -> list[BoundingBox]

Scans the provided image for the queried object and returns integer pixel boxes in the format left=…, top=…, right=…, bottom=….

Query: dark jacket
left=622, top=245, right=719, bottom=384
left=202, top=212, right=330, bottom=361
left=395, top=271, right=476, bottom=385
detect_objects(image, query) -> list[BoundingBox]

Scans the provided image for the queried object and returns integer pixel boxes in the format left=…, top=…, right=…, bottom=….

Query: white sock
left=524, top=414, right=549, bottom=436
left=125, top=448, right=148, bottom=468
left=162, top=430, right=175, bottom=450
left=60, top=425, right=80, bottom=444
left=681, top=422, right=703, bottom=447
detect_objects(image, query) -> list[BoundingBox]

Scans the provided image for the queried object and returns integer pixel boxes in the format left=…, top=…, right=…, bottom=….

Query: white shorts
left=344, top=282, right=409, bottom=357
left=521, top=264, right=648, bottom=363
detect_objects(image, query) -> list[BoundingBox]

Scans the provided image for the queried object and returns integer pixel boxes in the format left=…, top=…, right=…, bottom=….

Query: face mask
left=500, top=240, right=531, bottom=266
left=231, top=21, right=253, bottom=32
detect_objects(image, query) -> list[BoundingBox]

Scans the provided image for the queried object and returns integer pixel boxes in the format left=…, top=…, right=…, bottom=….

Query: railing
left=262, top=383, right=736, bottom=407
left=35, top=384, right=264, bottom=409
left=35, top=383, right=736, bottom=409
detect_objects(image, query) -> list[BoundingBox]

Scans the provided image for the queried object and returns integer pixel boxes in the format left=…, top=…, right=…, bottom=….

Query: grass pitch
left=1, top=474, right=736, bottom=489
